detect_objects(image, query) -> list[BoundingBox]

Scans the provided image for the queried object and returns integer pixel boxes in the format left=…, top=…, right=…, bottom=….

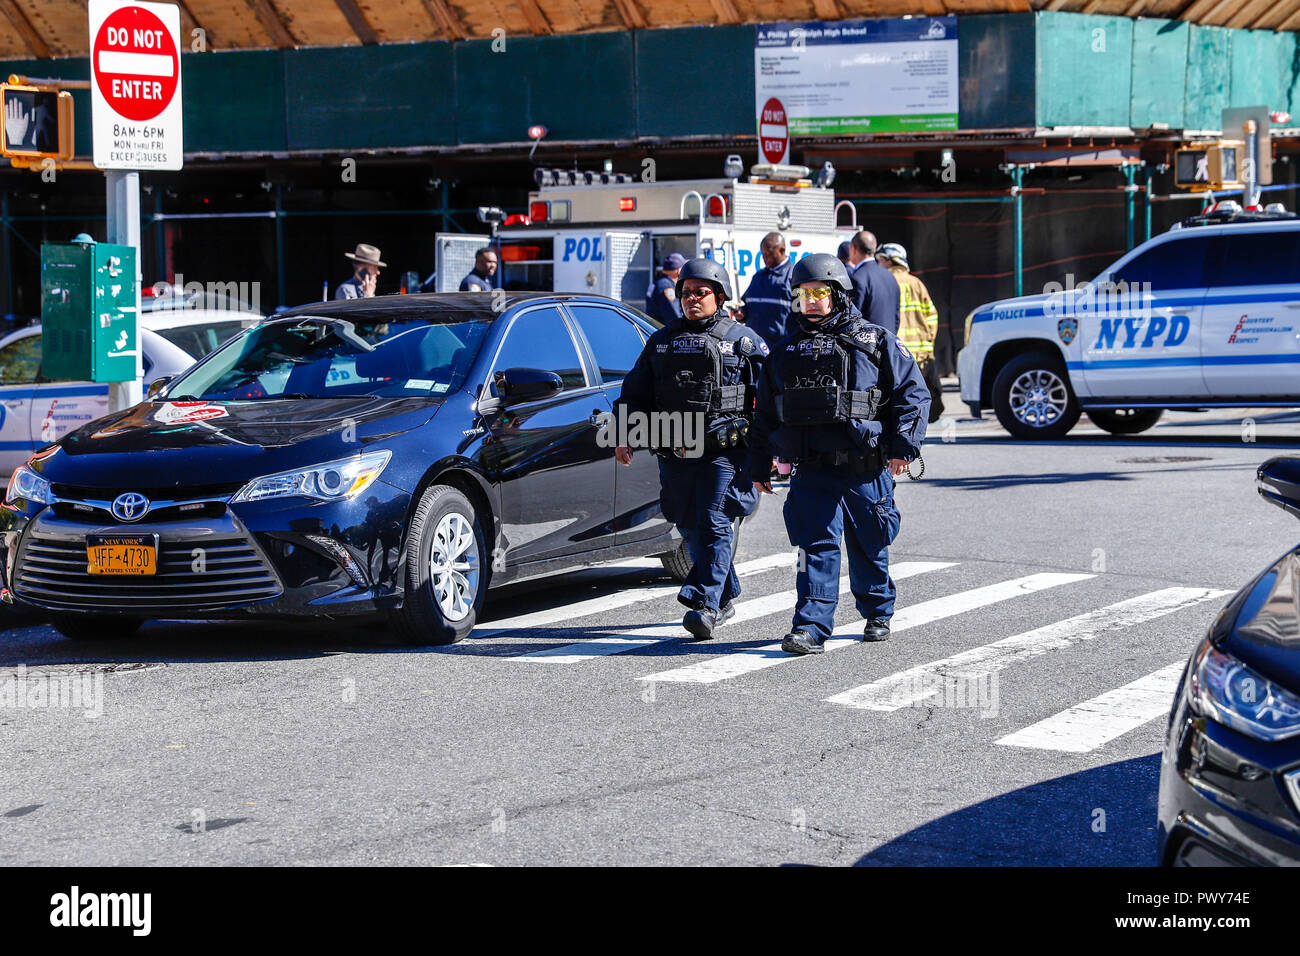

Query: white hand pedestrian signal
left=4, top=97, right=29, bottom=147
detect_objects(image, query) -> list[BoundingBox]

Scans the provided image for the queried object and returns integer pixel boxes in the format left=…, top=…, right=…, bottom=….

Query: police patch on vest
left=1058, top=317, right=1078, bottom=345
left=672, top=337, right=707, bottom=353
left=656, top=343, right=669, bottom=352
left=896, top=339, right=910, bottom=357
left=718, top=340, right=734, bottom=355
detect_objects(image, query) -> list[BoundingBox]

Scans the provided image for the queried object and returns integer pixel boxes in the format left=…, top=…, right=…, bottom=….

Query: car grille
left=14, top=531, right=282, bottom=613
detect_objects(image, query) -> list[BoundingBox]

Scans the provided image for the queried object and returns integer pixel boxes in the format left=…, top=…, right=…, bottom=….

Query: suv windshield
left=167, top=315, right=489, bottom=401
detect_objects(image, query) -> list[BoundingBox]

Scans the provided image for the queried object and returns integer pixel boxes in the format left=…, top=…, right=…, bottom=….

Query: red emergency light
left=707, top=195, right=729, bottom=218
left=619, top=197, right=636, bottom=212
left=529, top=201, right=548, bottom=222
left=503, top=213, right=531, bottom=226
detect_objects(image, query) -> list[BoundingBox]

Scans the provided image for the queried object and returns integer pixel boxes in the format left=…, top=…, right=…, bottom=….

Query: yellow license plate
left=86, top=535, right=157, bottom=575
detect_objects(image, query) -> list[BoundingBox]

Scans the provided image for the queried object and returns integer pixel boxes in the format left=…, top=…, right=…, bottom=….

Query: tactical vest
left=651, top=318, right=747, bottom=421
left=776, top=322, right=883, bottom=426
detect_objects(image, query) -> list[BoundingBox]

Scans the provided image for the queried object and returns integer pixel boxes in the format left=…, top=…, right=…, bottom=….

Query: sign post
left=88, top=0, right=183, bottom=412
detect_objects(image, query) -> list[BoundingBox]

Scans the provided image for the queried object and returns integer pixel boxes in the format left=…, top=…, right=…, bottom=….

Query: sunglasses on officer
left=793, top=285, right=833, bottom=304
left=680, top=287, right=715, bottom=300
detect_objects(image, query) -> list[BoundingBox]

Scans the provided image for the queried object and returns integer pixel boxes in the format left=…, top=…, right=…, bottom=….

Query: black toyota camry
left=0, top=293, right=684, bottom=644
left=1157, top=456, right=1300, bottom=865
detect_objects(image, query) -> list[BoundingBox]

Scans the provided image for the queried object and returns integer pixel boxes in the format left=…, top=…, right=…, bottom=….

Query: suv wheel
left=991, top=351, right=1081, bottom=440
left=388, top=485, right=487, bottom=646
left=657, top=517, right=744, bottom=582
left=54, top=616, right=143, bottom=641
left=1087, top=407, right=1164, bottom=435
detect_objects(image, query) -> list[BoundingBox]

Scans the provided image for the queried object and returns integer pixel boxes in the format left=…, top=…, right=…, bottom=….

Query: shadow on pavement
left=922, top=460, right=1252, bottom=491
left=851, top=753, right=1160, bottom=866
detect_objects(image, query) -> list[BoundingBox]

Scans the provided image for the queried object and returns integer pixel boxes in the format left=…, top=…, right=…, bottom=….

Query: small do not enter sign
left=93, top=4, right=179, bottom=122
left=759, top=97, right=789, bottom=166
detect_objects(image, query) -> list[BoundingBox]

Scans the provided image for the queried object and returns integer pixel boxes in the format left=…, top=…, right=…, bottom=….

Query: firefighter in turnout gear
left=878, top=242, right=943, bottom=423
left=616, top=258, right=770, bottom=639
left=748, top=253, right=930, bottom=655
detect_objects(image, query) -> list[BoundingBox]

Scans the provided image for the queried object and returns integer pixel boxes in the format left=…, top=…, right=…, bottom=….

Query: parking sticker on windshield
left=153, top=402, right=229, bottom=425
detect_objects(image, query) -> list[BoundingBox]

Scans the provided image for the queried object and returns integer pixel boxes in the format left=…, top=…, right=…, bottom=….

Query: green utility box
left=40, top=240, right=138, bottom=383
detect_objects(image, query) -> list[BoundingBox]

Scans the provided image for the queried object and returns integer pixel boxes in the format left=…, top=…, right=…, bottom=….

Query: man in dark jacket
left=617, top=258, right=769, bottom=639
left=459, top=247, right=498, bottom=292
left=848, top=230, right=900, bottom=334
left=645, top=253, right=686, bottom=323
left=740, top=232, right=794, bottom=348
left=749, top=253, right=929, bottom=655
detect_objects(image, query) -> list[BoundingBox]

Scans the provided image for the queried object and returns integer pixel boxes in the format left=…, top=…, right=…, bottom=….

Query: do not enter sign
left=89, top=0, right=184, bottom=170
left=759, top=97, right=789, bottom=166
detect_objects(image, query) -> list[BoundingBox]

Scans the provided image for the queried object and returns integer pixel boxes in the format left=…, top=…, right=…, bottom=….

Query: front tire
left=1087, top=407, right=1164, bottom=435
left=54, top=616, right=143, bottom=641
left=657, top=516, right=745, bottom=583
left=388, top=485, right=487, bottom=646
left=991, top=351, right=1081, bottom=440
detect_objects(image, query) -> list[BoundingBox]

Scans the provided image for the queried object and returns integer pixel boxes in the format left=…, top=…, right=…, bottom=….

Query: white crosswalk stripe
left=825, top=586, right=1230, bottom=711
left=640, top=571, right=1093, bottom=685
left=473, top=551, right=796, bottom=638
left=511, top=561, right=957, bottom=663
left=995, top=661, right=1188, bottom=753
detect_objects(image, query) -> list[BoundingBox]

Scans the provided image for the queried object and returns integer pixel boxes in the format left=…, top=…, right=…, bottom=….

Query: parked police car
left=958, top=207, right=1300, bottom=439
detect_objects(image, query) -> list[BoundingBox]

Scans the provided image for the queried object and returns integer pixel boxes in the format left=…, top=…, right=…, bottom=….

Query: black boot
left=683, top=604, right=720, bottom=640
left=718, top=601, right=736, bottom=626
left=862, top=618, right=891, bottom=642
left=781, top=630, right=824, bottom=655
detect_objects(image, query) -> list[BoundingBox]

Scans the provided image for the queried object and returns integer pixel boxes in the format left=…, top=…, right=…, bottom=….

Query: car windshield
left=154, top=320, right=251, bottom=358
left=166, top=315, right=490, bottom=401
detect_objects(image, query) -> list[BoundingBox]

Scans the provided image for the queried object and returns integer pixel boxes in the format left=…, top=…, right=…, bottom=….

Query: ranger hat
left=344, top=243, right=387, bottom=268
left=675, top=257, right=733, bottom=302
left=789, top=252, right=853, bottom=292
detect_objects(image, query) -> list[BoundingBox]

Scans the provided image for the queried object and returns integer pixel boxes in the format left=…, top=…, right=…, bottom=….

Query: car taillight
left=529, top=201, right=548, bottom=222
left=618, top=197, right=636, bottom=212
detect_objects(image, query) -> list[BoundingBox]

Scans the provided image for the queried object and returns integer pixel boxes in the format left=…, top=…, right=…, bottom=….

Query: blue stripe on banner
left=756, top=16, right=956, bottom=48
left=1070, top=353, right=1300, bottom=370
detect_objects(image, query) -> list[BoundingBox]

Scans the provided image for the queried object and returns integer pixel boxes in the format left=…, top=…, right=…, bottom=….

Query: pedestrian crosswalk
left=460, top=550, right=1231, bottom=757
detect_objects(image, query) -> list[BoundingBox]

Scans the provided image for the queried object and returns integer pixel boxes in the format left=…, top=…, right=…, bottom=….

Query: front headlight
left=4, top=465, right=51, bottom=506
left=1189, top=640, right=1300, bottom=742
left=230, top=450, right=392, bottom=504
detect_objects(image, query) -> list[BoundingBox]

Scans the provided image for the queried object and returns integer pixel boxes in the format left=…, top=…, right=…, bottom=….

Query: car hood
left=1220, top=546, right=1300, bottom=690
left=39, top=397, right=444, bottom=491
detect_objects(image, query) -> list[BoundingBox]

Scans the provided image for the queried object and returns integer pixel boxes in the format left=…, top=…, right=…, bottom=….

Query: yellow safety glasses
left=793, top=286, right=833, bottom=304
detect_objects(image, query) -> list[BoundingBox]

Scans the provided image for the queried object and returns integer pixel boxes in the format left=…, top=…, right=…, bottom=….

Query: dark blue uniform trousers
left=784, top=464, right=901, bottom=642
left=657, top=453, right=743, bottom=611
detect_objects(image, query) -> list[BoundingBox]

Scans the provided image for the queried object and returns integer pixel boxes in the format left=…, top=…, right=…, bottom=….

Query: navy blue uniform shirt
left=459, top=269, right=493, bottom=292
left=850, top=259, right=901, bottom=334
left=645, top=275, right=683, bottom=323
left=740, top=257, right=794, bottom=348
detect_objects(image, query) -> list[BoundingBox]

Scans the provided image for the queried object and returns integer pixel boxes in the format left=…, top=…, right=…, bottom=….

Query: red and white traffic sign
left=759, top=97, right=789, bottom=166
left=89, top=0, right=183, bottom=170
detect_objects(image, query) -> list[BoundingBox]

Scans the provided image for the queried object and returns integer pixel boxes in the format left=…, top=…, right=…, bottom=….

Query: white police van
left=958, top=207, right=1300, bottom=439
left=434, top=161, right=852, bottom=309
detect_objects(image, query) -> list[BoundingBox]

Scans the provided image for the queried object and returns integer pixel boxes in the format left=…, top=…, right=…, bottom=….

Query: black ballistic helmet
left=789, top=252, right=853, bottom=292
left=675, top=256, right=733, bottom=302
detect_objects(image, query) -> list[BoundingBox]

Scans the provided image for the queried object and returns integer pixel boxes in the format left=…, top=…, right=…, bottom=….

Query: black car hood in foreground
left=1220, top=547, right=1300, bottom=690
left=37, top=397, right=444, bottom=491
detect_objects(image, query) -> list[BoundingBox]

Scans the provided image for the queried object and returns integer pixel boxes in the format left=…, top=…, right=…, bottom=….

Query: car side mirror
left=147, top=376, right=173, bottom=400
left=1258, top=457, right=1300, bottom=520
left=494, top=367, right=563, bottom=405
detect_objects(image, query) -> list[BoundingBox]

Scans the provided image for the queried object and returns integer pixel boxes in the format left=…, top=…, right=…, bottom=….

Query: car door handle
left=589, top=411, right=611, bottom=427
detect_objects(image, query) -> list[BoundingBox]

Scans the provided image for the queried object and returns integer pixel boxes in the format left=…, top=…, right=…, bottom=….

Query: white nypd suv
left=958, top=210, right=1300, bottom=439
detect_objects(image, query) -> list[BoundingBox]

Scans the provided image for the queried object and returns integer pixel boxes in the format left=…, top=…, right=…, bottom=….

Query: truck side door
left=1199, top=230, right=1300, bottom=398
left=1078, top=234, right=1213, bottom=399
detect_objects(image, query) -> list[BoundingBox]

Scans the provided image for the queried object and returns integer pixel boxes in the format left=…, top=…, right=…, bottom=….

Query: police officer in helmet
left=748, top=253, right=930, bottom=655
left=616, top=258, right=769, bottom=639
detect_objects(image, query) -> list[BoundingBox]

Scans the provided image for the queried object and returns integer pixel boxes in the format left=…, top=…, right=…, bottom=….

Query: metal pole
left=1244, top=119, right=1259, bottom=207
left=1123, top=164, right=1136, bottom=251
left=105, top=170, right=143, bottom=412
left=1144, top=165, right=1153, bottom=242
left=275, top=184, right=286, bottom=309
left=154, top=188, right=165, bottom=286
left=1011, top=166, right=1024, bottom=298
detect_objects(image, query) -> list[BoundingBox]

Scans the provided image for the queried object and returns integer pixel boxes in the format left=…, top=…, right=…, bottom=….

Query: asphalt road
left=2, top=391, right=1298, bottom=866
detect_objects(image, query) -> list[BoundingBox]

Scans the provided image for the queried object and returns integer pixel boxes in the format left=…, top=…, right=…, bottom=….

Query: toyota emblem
left=111, top=492, right=150, bottom=522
